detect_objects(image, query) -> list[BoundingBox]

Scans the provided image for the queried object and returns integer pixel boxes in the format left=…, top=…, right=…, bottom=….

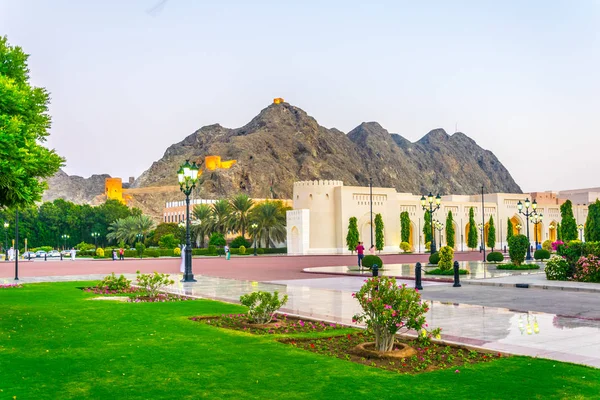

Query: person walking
left=369, top=245, right=376, bottom=255
left=180, top=245, right=186, bottom=274
left=224, top=244, right=230, bottom=260
left=70, top=247, right=76, bottom=261
left=119, top=247, right=124, bottom=260
left=112, top=249, right=117, bottom=261
left=355, top=241, right=365, bottom=268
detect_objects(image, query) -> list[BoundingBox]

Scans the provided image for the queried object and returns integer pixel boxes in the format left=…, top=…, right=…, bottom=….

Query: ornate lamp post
left=530, top=213, right=543, bottom=250
left=477, top=223, right=484, bottom=252
left=434, top=220, right=444, bottom=247
left=3, top=221, right=8, bottom=261
left=549, top=223, right=555, bottom=242
left=251, top=223, right=258, bottom=256
left=420, top=192, right=441, bottom=253
left=517, top=198, right=537, bottom=260
left=578, top=223, right=584, bottom=242
left=136, top=233, right=143, bottom=259
left=515, top=224, right=522, bottom=234
left=61, top=234, right=70, bottom=250
left=178, top=160, right=200, bottom=282
left=91, top=232, right=100, bottom=248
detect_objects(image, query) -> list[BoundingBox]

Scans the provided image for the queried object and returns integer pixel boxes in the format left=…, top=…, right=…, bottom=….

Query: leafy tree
left=507, top=218, right=513, bottom=242
left=423, top=210, right=432, bottom=245
left=559, top=200, right=578, bottom=241
left=557, top=222, right=563, bottom=241
left=0, top=36, right=64, bottom=208
left=229, top=194, right=254, bottom=238
left=229, top=235, right=251, bottom=249
left=585, top=200, right=600, bottom=242
left=375, top=213, right=384, bottom=252
left=250, top=200, right=290, bottom=249
left=106, top=215, right=155, bottom=245
left=191, top=203, right=212, bottom=247
left=487, top=216, right=496, bottom=251
left=400, top=212, right=410, bottom=243
left=146, top=222, right=184, bottom=247
left=445, top=211, right=455, bottom=248
left=467, top=207, right=478, bottom=250
left=158, top=234, right=178, bottom=249
left=208, top=232, right=226, bottom=247
left=346, top=217, right=359, bottom=253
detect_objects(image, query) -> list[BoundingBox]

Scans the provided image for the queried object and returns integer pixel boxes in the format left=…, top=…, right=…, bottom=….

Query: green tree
left=559, top=200, right=578, bottom=241
left=423, top=210, right=432, bottom=244
left=158, top=234, right=178, bottom=249
left=147, top=222, right=184, bottom=247
left=400, top=212, right=410, bottom=243
left=445, top=211, right=455, bottom=248
left=375, top=213, right=384, bottom=252
left=250, top=200, right=290, bottom=249
left=467, top=207, right=478, bottom=250
left=191, top=204, right=212, bottom=247
left=106, top=215, right=155, bottom=245
left=557, top=222, right=563, bottom=241
left=211, top=199, right=231, bottom=235
left=507, top=218, right=513, bottom=242
left=346, top=217, right=359, bottom=253
left=585, top=200, right=600, bottom=242
left=229, top=194, right=254, bottom=238
left=487, top=216, right=496, bottom=250
left=0, top=36, right=64, bottom=208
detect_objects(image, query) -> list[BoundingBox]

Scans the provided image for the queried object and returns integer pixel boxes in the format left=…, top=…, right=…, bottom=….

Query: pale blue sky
left=1, top=0, right=599, bottom=192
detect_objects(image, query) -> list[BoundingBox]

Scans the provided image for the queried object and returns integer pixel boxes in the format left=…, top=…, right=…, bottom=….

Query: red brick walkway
left=0, top=251, right=486, bottom=281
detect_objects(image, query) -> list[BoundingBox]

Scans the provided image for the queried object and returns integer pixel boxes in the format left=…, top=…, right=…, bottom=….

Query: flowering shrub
left=544, top=256, right=570, bottom=281
left=542, top=240, right=552, bottom=252
left=438, top=246, right=454, bottom=271
left=0, top=283, right=23, bottom=289
left=95, top=247, right=104, bottom=257
left=239, top=291, right=288, bottom=324
left=551, top=241, right=564, bottom=252
left=98, top=273, right=131, bottom=291
left=174, top=247, right=181, bottom=256
left=574, top=255, right=600, bottom=283
left=135, top=271, right=174, bottom=298
left=352, top=276, right=440, bottom=352
left=400, top=242, right=411, bottom=253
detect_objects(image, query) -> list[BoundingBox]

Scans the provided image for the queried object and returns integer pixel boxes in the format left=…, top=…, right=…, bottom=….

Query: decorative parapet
left=293, top=180, right=344, bottom=187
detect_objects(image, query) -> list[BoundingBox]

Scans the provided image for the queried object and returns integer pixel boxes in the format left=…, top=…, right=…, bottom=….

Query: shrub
left=158, top=234, right=178, bottom=249
left=545, top=256, right=570, bottom=281
left=124, top=250, right=137, bottom=258
left=216, top=248, right=225, bottom=256
left=208, top=233, right=226, bottom=247
left=238, top=245, right=246, bottom=255
left=38, top=246, right=53, bottom=253
left=230, top=236, right=251, bottom=249
left=552, top=240, right=565, bottom=252
left=362, top=255, right=383, bottom=269
left=239, top=291, right=288, bottom=324
left=143, top=249, right=160, bottom=258
left=534, top=249, right=551, bottom=261
left=438, top=246, right=454, bottom=271
left=400, top=242, right=411, bottom=253
left=352, top=276, right=440, bottom=352
left=425, top=241, right=431, bottom=251
left=574, top=255, right=600, bottom=283
left=496, top=264, right=540, bottom=270
left=76, top=242, right=96, bottom=251
left=174, top=247, right=181, bottom=256
left=542, top=240, right=552, bottom=252
left=136, top=271, right=174, bottom=298
left=487, top=251, right=504, bottom=263
left=426, top=268, right=468, bottom=275
left=428, top=252, right=440, bottom=265
left=98, top=273, right=131, bottom=291
left=257, top=248, right=265, bottom=255
left=135, top=242, right=146, bottom=258
left=508, top=235, right=529, bottom=266
left=207, top=245, right=217, bottom=255
left=96, top=248, right=105, bottom=257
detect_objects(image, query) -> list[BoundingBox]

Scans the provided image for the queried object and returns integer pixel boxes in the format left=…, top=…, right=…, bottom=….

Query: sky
left=1, top=0, right=599, bottom=193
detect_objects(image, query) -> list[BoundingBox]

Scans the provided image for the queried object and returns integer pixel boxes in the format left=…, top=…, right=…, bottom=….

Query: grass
left=1, top=282, right=599, bottom=399
left=497, top=264, right=541, bottom=270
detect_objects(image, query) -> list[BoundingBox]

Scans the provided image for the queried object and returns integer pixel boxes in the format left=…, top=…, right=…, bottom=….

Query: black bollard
left=60, top=253, right=63, bottom=261
left=415, top=262, right=423, bottom=290
left=453, top=261, right=461, bottom=287
left=44, top=253, right=47, bottom=261
left=372, top=264, right=379, bottom=277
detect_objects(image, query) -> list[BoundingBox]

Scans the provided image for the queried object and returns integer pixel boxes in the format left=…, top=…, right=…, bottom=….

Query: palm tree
left=211, top=199, right=231, bottom=235
left=106, top=215, right=155, bottom=245
left=250, top=200, right=290, bottom=249
left=229, top=194, right=254, bottom=238
left=191, top=204, right=212, bottom=247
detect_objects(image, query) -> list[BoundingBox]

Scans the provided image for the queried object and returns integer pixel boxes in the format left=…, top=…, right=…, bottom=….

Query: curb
left=462, top=280, right=600, bottom=294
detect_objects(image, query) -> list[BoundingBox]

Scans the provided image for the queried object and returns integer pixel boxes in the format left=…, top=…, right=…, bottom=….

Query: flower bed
left=81, top=286, right=196, bottom=303
left=279, top=332, right=504, bottom=374
left=496, top=264, right=540, bottom=270
left=82, top=287, right=143, bottom=295
left=190, top=314, right=346, bottom=335
left=0, top=283, right=23, bottom=289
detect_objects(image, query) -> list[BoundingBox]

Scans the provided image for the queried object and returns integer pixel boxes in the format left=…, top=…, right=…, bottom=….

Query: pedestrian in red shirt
left=355, top=242, right=365, bottom=268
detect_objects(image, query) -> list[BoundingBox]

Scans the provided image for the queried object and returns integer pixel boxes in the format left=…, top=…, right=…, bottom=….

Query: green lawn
left=1, top=282, right=599, bottom=399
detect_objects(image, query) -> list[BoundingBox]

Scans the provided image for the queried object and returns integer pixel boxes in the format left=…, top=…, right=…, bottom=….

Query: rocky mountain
left=42, top=169, right=108, bottom=204
left=133, top=102, right=521, bottom=198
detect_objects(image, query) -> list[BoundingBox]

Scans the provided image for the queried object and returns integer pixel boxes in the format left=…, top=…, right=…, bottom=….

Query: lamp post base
left=181, top=274, right=197, bottom=283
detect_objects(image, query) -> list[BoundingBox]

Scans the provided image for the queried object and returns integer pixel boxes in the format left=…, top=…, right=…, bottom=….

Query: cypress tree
left=560, top=200, right=578, bottom=241
left=375, top=213, right=384, bottom=252
left=445, top=211, right=455, bottom=248
left=585, top=200, right=600, bottom=242
left=400, top=211, right=410, bottom=243
left=346, top=217, right=359, bottom=253
left=423, top=210, right=432, bottom=245
left=507, top=218, right=513, bottom=242
left=467, top=207, right=478, bottom=250
left=487, top=216, right=496, bottom=251
left=557, top=222, right=562, bottom=241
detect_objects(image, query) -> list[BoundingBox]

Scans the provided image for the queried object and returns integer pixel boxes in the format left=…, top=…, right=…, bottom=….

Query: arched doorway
left=548, top=221, right=558, bottom=242
left=290, top=226, right=300, bottom=254
left=361, top=222, right=373, bottom=248
left=408, top=222, right=414, bottom=251
left=484, top=223, right=490, bottom=249
left=532, top=222, right=543, bottom=245
left=510, top=215, right=523, bottom=236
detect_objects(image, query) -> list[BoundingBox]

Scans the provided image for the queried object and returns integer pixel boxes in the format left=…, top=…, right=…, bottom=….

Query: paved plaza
left=3, top=253, right=600, bottom=368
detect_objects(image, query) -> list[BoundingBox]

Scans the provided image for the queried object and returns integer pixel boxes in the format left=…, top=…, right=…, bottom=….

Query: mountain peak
left=417, top=128, right=450, bottom=144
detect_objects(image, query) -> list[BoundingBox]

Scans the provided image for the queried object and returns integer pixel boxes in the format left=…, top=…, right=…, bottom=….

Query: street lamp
left=530, top=213, right=543, bottom=250
left=178, top=160, right=200, bottom=282
left=421, top=192, right=441, bottom=253
left=136, top=233, right=143, bottom=259
left=91, top=232, right=100, bottom=248
left=549, top=223, right=555, bottom=242
left=577, top=223, right=584, bottom=242
left=61, top=234, right=70, bottom=250
left=251, top=223, right=258, bottom=256
left=3, top=221, right=8, bottom=261
left=434, top=220, right=444, bottom=247
left=478, top=223, right=484, bottom=252
left=515, top=224, right=522, bottom=234
left=517, top=198, right=537, bottom=260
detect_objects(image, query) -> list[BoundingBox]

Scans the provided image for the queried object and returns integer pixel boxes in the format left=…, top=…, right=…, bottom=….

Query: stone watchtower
left=105, top=178, right=124, bottom=203
left=287, top=180, right=344, bottom=254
